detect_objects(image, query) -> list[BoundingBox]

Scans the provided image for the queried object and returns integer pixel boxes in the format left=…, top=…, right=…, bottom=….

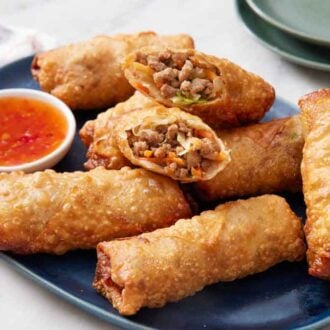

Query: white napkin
left=0, top=24, right=56, bottom=67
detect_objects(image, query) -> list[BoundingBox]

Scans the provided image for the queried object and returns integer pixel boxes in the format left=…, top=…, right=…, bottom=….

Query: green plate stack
left=236, top=0, right=330, bottom=71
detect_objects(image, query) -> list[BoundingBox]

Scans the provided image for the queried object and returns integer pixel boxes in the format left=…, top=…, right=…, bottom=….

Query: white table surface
left=0, top=0, right=329, bottom=329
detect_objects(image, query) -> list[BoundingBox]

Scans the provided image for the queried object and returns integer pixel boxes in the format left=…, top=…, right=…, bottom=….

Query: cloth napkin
left=0, top=24, right=56, bottom=67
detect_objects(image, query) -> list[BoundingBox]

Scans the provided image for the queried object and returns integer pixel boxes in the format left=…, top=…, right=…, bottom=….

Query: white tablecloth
left=0, top=1, right=328, bottom=329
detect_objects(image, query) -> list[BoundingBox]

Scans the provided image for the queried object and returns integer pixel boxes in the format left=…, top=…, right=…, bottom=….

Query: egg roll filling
left=96, top=248, right=124, bottom=304
left=126, top=121, right=223, bottom=179
left=135, top=50, right=223, bottom=105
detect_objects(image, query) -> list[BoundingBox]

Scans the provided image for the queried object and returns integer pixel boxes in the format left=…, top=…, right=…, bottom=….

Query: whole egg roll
left=32, top=32, right=194, bottom=110
left=114, top=104, right=231, bottom=182
left=0, top=167, right=191, bottom=254
left=94, top=195, right=305, bottom=315
left=194, top=115, right=304, bottom=201
left=80, top=92, right=155, bottom=170
left=123, top=48, right=275, bottom=128
left=299, top=89, right=330, bottom=279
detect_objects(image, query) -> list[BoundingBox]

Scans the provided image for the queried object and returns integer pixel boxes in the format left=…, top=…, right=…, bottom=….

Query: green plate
left=236, top=0, right=330, bottom=72
left=246, top=0, right=330, bottom=46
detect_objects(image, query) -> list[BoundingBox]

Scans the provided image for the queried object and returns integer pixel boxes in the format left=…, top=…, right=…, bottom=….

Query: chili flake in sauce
left=0, top=97, right=68, bottom=166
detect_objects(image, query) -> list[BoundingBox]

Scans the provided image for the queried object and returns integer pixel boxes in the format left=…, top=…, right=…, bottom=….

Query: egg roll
left=0, top=167, right=191, bottom=254
left=93, top=195, right=305, bottom=315
left=80, top=92, right=231, bottom=180
left=123, top=48, right=275, bottom=128
left=194, top=115, right=304, bottom=201
left=113, top=104, right=230, bottom=182
left=299, top=89, right=330, bottom=279
left=80, top=92, right=155, bottom=170
left=31, top=32, right=194, bottom=110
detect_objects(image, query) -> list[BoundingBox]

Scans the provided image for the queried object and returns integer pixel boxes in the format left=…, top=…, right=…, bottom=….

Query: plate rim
left=245, top=0, right=330, bottom=46
left=0, top=253, right=155, bottom=330
left=2, top=251, right=330, bottom=330
left=1, top=55, right=330, bottom=330
left=235, top=0, right=330, bottom=72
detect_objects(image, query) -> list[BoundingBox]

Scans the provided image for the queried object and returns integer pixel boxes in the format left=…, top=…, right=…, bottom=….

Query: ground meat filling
left=135, top=50, right=222, bottom=102
left=96, top=251, right=124, bottom=299
left=127, top=121, right=221, bottom=179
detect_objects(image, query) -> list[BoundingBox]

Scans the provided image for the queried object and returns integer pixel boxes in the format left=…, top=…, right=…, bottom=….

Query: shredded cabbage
left=131, top=115, right=177, bottom=137
left=177, top=132, right=202, bottom=155
left=131, top=127, right=156, bottom=137
left=171, top=92, right=207, bottom=106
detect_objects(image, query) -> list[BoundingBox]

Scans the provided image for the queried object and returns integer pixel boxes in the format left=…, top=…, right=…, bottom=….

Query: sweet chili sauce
left=0, top=97, right=68, bottom=166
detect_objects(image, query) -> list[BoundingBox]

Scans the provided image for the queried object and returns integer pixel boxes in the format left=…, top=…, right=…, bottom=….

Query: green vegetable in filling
left=171, top=92, right=208, bottom=106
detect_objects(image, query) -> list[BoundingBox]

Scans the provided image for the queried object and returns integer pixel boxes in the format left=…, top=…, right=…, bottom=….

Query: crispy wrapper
left=299, top=89, right=330, bottom=279
left=79, top=92, right=156, bottom=169
left=123, top=48, right=275, bottom=128
left=94, top=195, right=305, bottom=315
left=80, top=92, right=231, bottom=181
left=0, top=167, right=191, bottom=254
left=194, top=116, right=304, bottom=201
left=31, top=32, right=194, bottom=110
left=114, top=104, right=230, bottom=182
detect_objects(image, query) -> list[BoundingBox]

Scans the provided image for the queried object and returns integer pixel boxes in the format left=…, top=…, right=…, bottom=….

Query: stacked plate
left=236, top=0, right=330, bottom=71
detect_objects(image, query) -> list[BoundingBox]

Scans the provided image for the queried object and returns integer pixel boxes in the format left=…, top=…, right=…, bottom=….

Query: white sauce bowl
left=0, top=88, right=76, bottom=172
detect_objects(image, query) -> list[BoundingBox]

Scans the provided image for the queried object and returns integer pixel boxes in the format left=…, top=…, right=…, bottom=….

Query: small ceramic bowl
left=0, top=88, right=76, bottom=172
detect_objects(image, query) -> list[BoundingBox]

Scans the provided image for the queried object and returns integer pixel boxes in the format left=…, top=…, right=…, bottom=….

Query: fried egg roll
left=94, top=195, right=305, bottom=315
left=299, top=89, right=330, bottom=279
left=80, top=92, right=231, bottom=181
left=123, top=48, right=275, bottom=128
left=194, top=116, right=304, bottom=201
left=0, top=167, right=191, bottom=254
left=114, top=104, right=230, bottom=182
left=32, top=32, right=194, bottom=110
left=80, top=92, right=155, bottom=170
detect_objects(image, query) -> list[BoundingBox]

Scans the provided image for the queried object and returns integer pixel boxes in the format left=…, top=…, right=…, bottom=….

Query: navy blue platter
left=0, top=56, right=329, bottom=330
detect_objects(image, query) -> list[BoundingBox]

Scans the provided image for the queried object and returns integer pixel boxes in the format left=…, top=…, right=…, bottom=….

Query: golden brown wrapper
left=32, top=32, right=194, bottom=110
left=299, top=89, right=330, bottom=279
left=114, top=104, right=231, bottom=182
left=0, top=167, right=191, bottom=254
left=93, top=195, right=305, bottom=315
left=80, top=92, right=230, bottom=180
left=123, top=48, right=275, bottom=128
left=79, top=92, right=156, bottom=170
left=194, top=116, right=304, bottom=201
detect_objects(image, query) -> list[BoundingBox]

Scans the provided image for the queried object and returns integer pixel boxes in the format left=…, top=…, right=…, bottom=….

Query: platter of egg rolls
left=0, top=31, right=329, bottom=330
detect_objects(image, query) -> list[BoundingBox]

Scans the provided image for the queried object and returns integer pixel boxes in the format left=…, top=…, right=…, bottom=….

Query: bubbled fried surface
left=123, top=48, right=275, bottom=128
left=0, top=167, right=191, bottom=254
left=32, top=32, right=194, bottom=110
left=299, top=89, right=330, bottom=279
left=94, top=195, right=305, bottom=315
left=194, top=116, right=304, bottom=201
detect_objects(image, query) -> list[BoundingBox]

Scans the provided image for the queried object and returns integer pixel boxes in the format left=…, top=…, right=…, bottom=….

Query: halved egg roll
left=0, top=167, right=191, bottom=254
left=194, top=115, right=304, bottom=201
left=32, top=32, right=194, bottom=110
left=114, top=105, right=231, bottom=182
left=123, top=48, right=275, bottom=128
left=82, top=112, right=130, bottom=170
left=299, top=89, right=330, bottom=279
left=94, top=195, right=305, bottom=315
left=79, top=92, right=155, bottom=170
left=80, top=92, right=231, bottom=180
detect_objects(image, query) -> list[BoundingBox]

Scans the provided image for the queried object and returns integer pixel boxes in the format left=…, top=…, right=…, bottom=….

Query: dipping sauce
left=0, top=97, right=68, bottom=166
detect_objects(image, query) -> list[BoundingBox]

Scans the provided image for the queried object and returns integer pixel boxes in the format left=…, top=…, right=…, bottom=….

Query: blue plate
left=1, top=56, right=329, bottom=330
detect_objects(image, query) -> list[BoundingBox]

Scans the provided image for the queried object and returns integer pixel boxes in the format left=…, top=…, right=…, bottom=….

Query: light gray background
left=0, top=0, right=329, bottom=329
